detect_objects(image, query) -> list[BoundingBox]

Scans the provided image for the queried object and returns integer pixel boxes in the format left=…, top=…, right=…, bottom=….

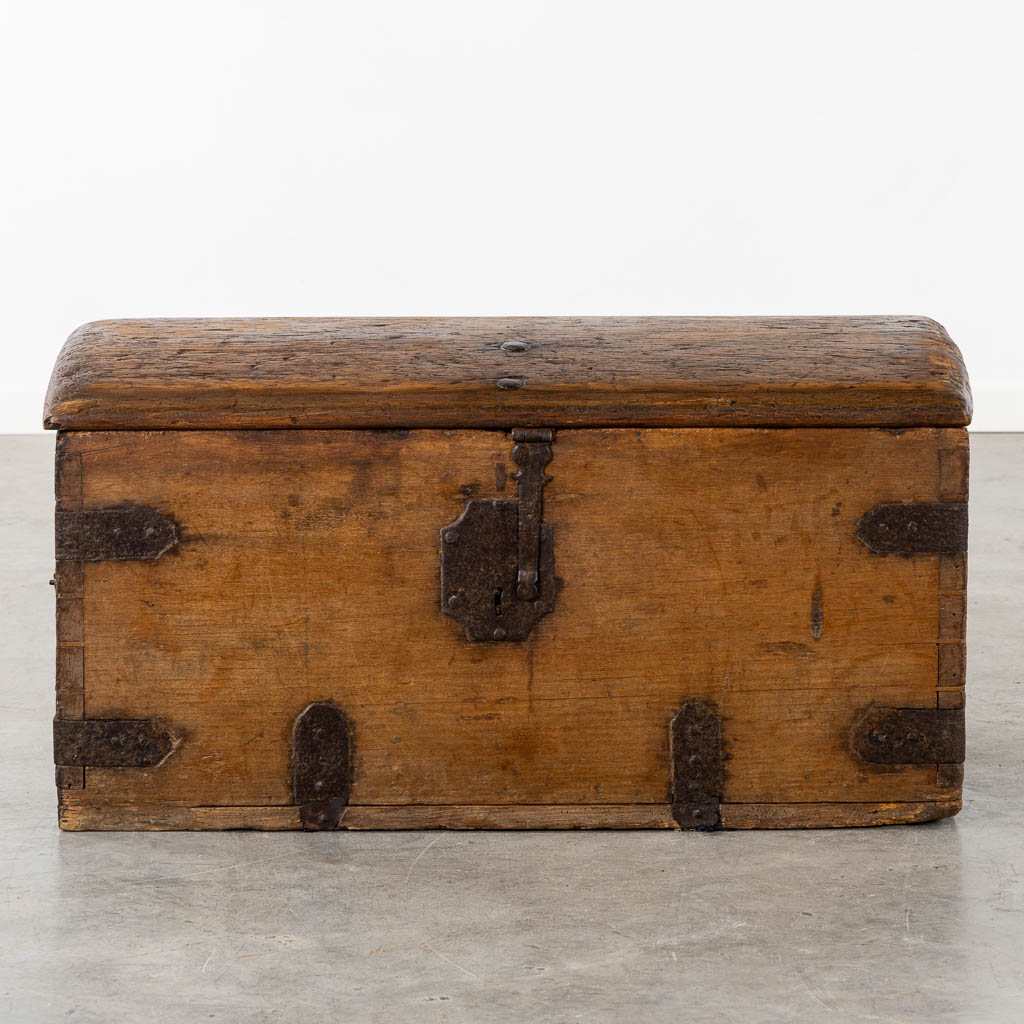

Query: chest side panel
left=55, top=427, right=966, bottom=826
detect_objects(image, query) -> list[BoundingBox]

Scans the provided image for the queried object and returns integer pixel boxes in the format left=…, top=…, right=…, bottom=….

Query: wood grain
left=57, top=801, right=959, bottom=831
left=719, top=800, right=960, bottom=829
left=55, top=426, right=966, bottom=828
left=44, top=317, right=972, bottom=430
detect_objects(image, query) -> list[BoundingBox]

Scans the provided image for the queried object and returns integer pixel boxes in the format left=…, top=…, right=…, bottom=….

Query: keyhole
left=493, top=587, right=503, bottom=617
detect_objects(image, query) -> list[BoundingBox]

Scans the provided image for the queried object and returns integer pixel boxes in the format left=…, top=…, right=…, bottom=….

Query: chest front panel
left=53, top=426, right=967, bottom=829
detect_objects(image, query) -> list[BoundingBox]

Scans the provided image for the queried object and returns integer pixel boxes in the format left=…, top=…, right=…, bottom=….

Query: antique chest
left=45, top=317, right=971, bottom=830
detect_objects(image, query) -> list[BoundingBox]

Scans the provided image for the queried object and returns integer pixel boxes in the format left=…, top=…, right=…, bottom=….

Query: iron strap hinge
left=510, top=428, right=553, bottom=603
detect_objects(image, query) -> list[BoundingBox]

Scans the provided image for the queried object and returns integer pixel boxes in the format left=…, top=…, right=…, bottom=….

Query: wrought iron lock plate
left=440, top=429, right=556, bottom=642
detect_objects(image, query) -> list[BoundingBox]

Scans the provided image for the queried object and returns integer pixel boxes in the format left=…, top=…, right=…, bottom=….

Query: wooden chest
left=45, top=317, right=971, bottom=830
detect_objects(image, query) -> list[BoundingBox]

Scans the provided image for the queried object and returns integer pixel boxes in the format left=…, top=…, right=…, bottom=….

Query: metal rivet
left=447, top=593, right=460, bottom=606
left=444, top=530, right=458, bottom=543
left=500, top=340, right=530, bottom=353
left=496, top=377, right=525, bottom=390
left=492, top=627, right=507, bottom=641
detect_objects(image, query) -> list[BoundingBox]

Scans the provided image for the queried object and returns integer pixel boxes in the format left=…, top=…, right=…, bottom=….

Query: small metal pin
left=500, top=340, right=530, bottom=353
left=496, top=377, right=525, bottom=390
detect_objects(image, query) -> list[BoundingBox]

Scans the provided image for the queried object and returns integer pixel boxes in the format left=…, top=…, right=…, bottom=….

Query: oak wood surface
left=55, top=426, right=967, bottom=828
left=44, top=317, right=971, bottom=430
left=57, top=800, right=960, bottom=831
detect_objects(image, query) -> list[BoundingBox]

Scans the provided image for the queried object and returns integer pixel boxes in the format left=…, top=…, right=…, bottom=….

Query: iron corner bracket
left=670, top=700, right=724, bottom=830
left=856, top=502, right=967, bottom=557
left=850, top=706, right=965, bottom=765
left=292, top=701, right=352, bottom=829
left=53, top=716, right=178, bottom=768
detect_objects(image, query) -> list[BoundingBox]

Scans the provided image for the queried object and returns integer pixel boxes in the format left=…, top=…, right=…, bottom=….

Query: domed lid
left=44, top=316, right=971, bottom=430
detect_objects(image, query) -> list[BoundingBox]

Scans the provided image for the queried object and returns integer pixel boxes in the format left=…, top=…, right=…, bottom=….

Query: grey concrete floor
left=1, top=434, right=1021, bottom=1023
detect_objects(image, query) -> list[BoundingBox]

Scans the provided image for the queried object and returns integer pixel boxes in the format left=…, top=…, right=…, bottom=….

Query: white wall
left=2, top=0, right=1020, bottom=432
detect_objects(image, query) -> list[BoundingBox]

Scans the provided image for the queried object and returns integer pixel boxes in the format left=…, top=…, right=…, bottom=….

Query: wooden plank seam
left=55, top=443, right=85, bottom=791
